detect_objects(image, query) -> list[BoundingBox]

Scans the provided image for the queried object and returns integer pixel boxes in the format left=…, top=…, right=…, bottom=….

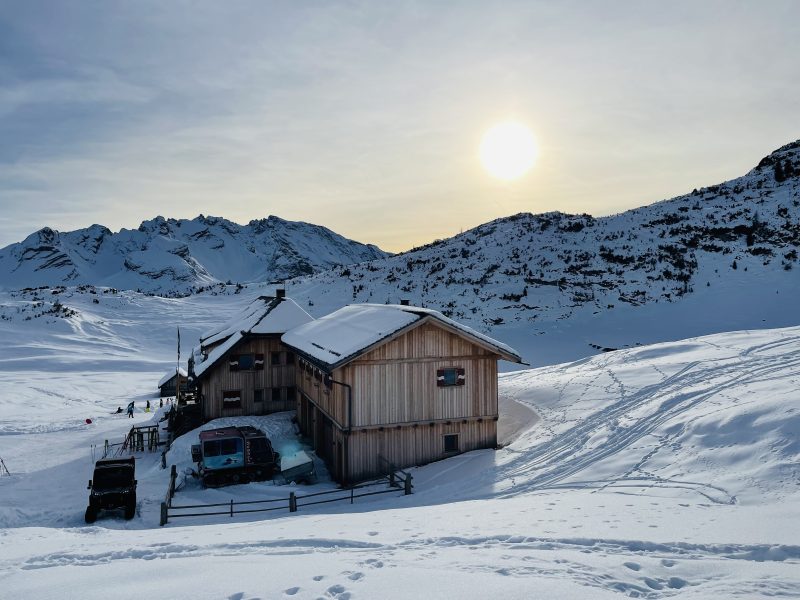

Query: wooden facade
left=196, top=335, right=298, bottom=420
left=159, top=373, right=189, bottom=398
left=291, top=319, right=502, bottom=484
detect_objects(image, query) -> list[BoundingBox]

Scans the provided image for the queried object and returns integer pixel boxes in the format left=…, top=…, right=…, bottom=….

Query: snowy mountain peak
left=292, top=139, right=800, bottom=349
left=0, top=215, right=389, bottom=294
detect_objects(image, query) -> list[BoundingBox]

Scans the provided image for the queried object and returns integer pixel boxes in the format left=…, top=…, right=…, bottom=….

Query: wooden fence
left=160, top=467, right=413, bottom=526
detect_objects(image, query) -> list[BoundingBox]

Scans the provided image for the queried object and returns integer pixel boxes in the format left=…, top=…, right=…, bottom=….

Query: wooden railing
left=159, top=467, right=413, bottom=526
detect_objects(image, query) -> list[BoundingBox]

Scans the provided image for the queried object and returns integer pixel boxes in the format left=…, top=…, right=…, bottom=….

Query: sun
left=479, top=121, right=538, bottom=181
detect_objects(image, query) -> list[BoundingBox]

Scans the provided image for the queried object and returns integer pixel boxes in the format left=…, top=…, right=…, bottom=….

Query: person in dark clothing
left=126, top=401, right=134, bottom=418
left=114, top=406, right=123, bottom=414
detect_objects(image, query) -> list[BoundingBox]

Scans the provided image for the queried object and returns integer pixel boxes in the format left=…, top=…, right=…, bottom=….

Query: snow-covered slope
left=0, top=215, right=388, bottom=295
left=287, top=140, right=800, bottom=362
left=1, top=312, right=798, bottom=598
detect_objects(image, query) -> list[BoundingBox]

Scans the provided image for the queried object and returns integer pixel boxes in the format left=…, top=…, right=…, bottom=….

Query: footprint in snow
left=313, top=575, right=325, bottom=581
left=284, top=588, right=300, bottom=596
left=623, top=562, right=641, bottom=571
left=367, top=531, right=379, bottom=536
left=326, top=584, right=351, bottom=599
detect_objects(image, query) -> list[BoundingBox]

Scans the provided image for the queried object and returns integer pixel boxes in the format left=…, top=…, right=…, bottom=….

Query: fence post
left=161, top=450, right=166, bottom=470
left=230, top=499, right=234, bottom=517
left=289, top=492, right=297, bottom=512
left=169, top=465, right=177, bottom=503
left=404, top=473, right=412, bottom=495
left=389, top=471, right=396, bottom=488
left=104, top=439, right=109, bottom=457
left=350, top=487, right=354, bottom=504
left=160, top=502, right=168, bottom=526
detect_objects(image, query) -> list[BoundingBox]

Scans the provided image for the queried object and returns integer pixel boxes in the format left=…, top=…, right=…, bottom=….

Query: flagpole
left=176, top=326, right=181, bottom=406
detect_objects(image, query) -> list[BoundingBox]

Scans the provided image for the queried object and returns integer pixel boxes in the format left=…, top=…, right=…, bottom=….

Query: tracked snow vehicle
left=191, top=426, right=280, bottom=487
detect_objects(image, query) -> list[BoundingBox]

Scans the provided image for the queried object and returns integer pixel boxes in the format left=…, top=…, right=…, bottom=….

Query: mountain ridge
left=0, top=214, right=388, bottom=294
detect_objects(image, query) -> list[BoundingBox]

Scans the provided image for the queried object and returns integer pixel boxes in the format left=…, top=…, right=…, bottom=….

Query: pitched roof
left=194, top=296, right=313, bottom=378
left=158, top=367, right=188, bottom=388
left=281, top=303, right=522, bottom=370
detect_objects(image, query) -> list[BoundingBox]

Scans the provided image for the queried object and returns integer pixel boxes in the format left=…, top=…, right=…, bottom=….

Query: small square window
left=271, top=387, right=282, bottom=402
left=437, top=368, right=465, bottom=387
left=271, top=352, right=282, bottom=366
left=254, top=389, right=264, bottom=403
left=285, top=352, right=295, bottom=365
left=286, top=386, right=296, bottom=401
left=223, top=390, right=242, bottom=408
left=444, top=434, right=459, bottom=453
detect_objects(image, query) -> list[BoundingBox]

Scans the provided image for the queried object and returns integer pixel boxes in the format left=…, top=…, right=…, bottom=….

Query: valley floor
left=1, top=325, right=799, bottom=599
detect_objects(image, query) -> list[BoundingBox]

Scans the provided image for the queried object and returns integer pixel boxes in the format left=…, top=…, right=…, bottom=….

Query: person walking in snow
left=126, top=401, right=134, bottom=418
left=145, top=399, right=151, bottom=413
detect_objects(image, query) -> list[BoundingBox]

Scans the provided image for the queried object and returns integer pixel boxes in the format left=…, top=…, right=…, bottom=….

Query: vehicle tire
left=85, top=506, right=97, bottom=524
left=124, top=494, right=136, bottom=520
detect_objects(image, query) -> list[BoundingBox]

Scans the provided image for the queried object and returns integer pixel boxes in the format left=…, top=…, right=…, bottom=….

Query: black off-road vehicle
left=85, top=456, right=137, bottom=523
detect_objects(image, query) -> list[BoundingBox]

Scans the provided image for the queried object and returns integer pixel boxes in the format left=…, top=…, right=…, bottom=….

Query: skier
left=145, top=399, right=151, bottom=413
left=159, top=398, right=163, bottom=409
left=113, top=406, right=123, bottom=414
left=126, top=401, right=135, bottom=418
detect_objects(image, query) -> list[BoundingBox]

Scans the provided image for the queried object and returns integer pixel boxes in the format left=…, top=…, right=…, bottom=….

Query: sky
left=0, top=1, right=798, bottom=253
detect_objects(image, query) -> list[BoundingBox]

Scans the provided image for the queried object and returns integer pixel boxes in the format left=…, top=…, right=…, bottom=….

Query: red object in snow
left=85, top=418, right=93, bottom=424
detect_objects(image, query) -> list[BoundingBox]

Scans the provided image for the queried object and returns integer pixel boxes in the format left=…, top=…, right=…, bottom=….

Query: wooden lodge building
left=190, top=292, right=313, bottom=420
left=281, top=304, right=522, bottom=484
left=158, top=367, right=189, bottom=398
left=189, top=295, right=522, bottom=485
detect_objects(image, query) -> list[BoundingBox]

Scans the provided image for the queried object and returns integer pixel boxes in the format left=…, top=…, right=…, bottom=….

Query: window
left=437, top=367, right=465, bottom=387
left=220, top=438, right=242, bottom=456
left=271, top=387, right=282, bottom=402
left=254, top=354, right=265, bottom=370
left=444, top=434, right=459, bottom=453
left=286, top=352, right=295, bottom=365
left=222, top=390, right=242, bottom=408
left=271, top=351, right=282, bottom=366
left=229, top=354, right=255, bottom=372
left=254, top=389, right=264, bottom=403
left=286, top=386, right=296, bottom=401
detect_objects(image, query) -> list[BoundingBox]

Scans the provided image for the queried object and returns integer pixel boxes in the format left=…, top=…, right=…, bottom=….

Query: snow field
left=1, top=290, right=799, bottom=597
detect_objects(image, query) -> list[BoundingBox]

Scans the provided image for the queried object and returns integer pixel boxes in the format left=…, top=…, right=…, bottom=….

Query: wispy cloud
left=0, top=1, right=798, bottom=251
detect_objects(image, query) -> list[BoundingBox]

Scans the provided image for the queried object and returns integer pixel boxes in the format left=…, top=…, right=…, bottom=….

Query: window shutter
left=436, top=369, right=445, bottom=387
left=456, top=368, right=466, bottom=386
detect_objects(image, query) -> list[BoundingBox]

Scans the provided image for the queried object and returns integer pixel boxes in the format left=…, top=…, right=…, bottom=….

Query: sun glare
left=479, top=121, right=537, bottom=181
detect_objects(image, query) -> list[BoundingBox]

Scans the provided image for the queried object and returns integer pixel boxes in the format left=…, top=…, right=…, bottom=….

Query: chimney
left=276, top=288, right=286, bottom=299
left=400, top=299, right=410, bottom=306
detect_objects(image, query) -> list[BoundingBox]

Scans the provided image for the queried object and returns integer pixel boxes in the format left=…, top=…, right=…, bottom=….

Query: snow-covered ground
left=1, top=286, right=798, bottom=599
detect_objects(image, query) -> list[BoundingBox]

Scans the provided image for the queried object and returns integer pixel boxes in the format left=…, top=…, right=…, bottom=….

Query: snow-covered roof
left=281, top=303, right=522, bottom=370
left=194, top=296, right=313, bottom=379
left=158, top=367, right=187, bottom=388
left=200, top=296, right=313, bottom=347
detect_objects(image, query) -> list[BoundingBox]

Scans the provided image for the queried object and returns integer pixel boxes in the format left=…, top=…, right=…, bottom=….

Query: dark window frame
left=230, top=354, right=262, bottom=372
left=271, top=351, right=282, bottom=366
left=437, top=367, right=465, bottom=387
left=254, top=388, right=264, bottom=403
left=444, top=433, right=459, bottom=453
left=222, top=389, right=242, bottom=408
left=271, top=387, right=282, bottom=402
